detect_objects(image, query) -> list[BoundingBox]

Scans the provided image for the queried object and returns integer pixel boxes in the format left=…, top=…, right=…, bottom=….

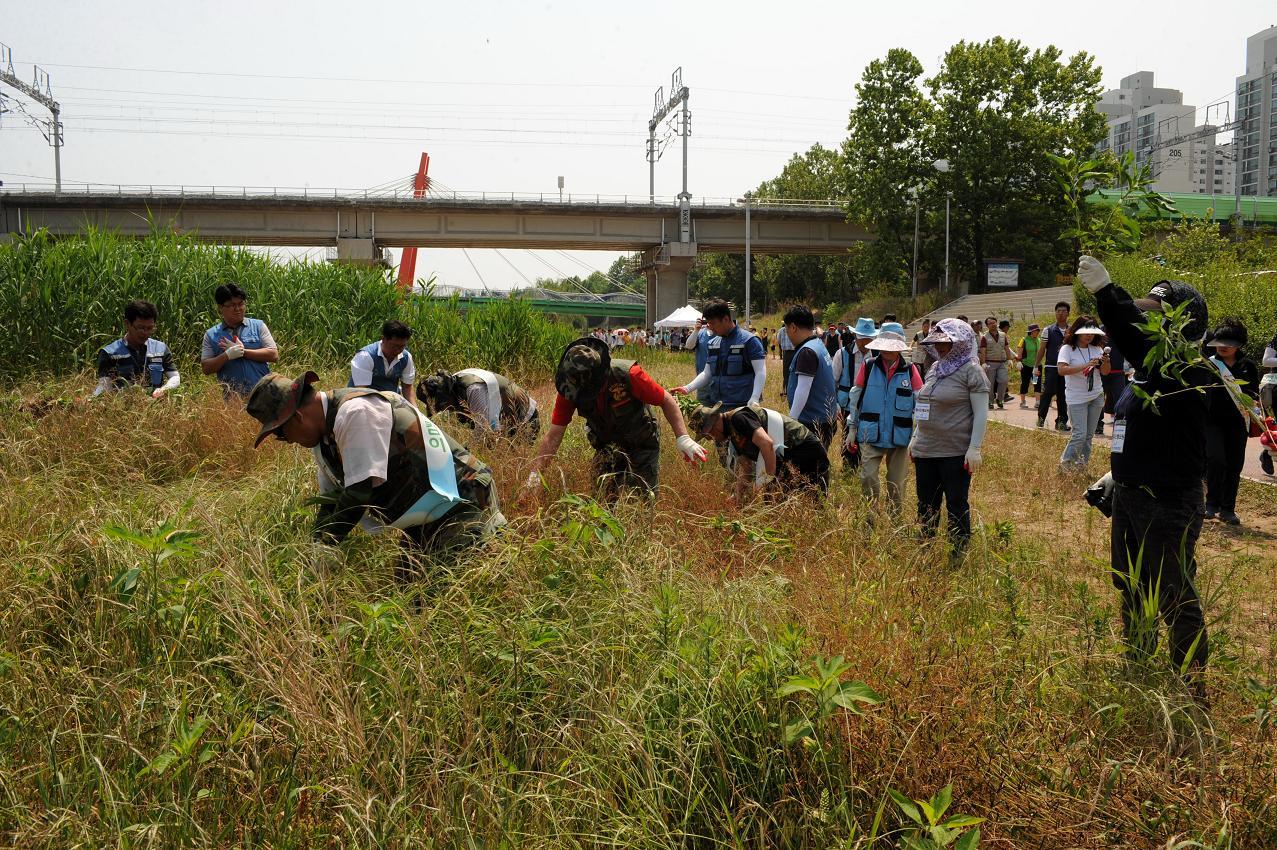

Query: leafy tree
left=842, top=48, right=935, bottom=291
left=925, top=38, right=1106, bottom=290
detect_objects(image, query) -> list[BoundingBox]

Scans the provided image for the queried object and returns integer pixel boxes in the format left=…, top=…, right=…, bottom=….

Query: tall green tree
left=842, top=48, right=934, bottom=290
left=925, top=38, right=1106, bottom=289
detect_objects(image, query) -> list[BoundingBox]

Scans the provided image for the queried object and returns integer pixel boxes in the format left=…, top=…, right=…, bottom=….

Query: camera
left=1084, top=472, right=1115, bottom=517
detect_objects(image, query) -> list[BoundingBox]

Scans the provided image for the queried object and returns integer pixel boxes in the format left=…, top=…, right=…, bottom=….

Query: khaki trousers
left=859, top=443, right=911, bottom=513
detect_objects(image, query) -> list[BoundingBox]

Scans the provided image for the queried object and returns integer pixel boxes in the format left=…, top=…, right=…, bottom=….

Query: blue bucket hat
left=878, top=321, right=905, bottom=337
left=853, top=317, right=879, bottom=338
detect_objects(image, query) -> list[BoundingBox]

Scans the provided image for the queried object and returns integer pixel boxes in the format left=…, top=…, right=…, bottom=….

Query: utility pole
left=741, top=195, right=751, bottom=326
left=0, top=43, right=62, bottom=192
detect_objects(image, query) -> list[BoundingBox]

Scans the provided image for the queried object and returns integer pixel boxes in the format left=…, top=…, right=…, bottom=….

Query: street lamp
left=933, top=159, right=951, bottom=293
left=907, top=186, right=920, bottom=299
left=738, top=195, right=751, bottom=325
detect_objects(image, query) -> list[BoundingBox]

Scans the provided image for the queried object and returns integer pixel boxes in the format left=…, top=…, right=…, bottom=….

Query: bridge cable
left=461, top=249, right=490, bottom=294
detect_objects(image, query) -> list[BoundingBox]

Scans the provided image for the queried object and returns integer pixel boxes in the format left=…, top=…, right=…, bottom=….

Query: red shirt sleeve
left=550, top=393, right=576, bottom=427
left=627, top=364, right=668, bottom=405
left=909, top=365, right=924, bottom=390
left=854, top=362, right=868, bottom=389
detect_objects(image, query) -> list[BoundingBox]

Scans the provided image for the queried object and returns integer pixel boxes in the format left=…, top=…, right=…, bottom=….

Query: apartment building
left=1235, top=25, right=1277, bottom=197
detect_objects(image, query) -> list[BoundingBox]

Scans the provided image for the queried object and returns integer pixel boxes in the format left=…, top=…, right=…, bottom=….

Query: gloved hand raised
left=224, top=342, right=245, bottom=360
left=676, top=434, right=707, bottom=463
left=1077, top=255, right=1112, bottom=294
left=964, top=447, right=982, bottom=474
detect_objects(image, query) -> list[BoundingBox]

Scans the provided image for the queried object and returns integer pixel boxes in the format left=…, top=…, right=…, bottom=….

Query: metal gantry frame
left=646, top=67, right=692, bottom=241
left=0, top=42, right=62, bottom=192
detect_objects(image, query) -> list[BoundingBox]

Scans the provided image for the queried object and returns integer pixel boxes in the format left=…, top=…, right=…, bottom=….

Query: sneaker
left=1095, top=423, right=1104, bottom=436
left=1262, top=452, right=1274, bottom=476
left=1019, top=400, right=1028, bottom=409
left=988, top=403, right=995, bottom=410
left=1056, top=423, right=1071, bottom=432
left=996, top=402, right=1004, bottom=410
left=1220, top=512, right=1241, bottom=526
left=1036, top=419, right=1046, bottom=429
left=1202, top=505, right=1218, bottom=520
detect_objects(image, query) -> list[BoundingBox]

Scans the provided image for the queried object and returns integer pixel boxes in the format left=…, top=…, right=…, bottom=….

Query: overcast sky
left=3, top=1, right=1273, bottom=290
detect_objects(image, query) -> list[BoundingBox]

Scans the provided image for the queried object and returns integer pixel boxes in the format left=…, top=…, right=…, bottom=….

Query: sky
left=3, top=0, right=1273, bottom=290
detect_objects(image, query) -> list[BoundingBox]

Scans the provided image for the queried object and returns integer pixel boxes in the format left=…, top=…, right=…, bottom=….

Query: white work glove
left=1077, top=255, right=1112, bottom=294
left=224, top=342, right=245, bottom=360
left=964, top=447, right=982, bottom=474
left=755, top=472, right=775, bottom=489
left=676, top=434, right=708, bottom=463
left=523, top=470, right=541, bottom=490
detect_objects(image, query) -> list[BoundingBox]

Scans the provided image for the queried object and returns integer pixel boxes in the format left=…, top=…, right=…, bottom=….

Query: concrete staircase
left=905, top=285, right=1076, bottom=336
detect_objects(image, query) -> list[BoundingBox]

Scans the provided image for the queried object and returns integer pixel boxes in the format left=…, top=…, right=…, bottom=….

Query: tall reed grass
left=0, top=227, right=577, bottom=383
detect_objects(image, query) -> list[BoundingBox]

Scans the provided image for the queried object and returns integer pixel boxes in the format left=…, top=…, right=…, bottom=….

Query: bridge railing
left=0, top=179, right=844, bottom=211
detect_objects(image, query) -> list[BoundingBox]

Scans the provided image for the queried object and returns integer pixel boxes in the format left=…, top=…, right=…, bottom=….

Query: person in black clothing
left=1098, top=326, right=1128, bottom=436
left=1078, top=256, right=1215, bottom=695
left=1036, top=301, right=1072, bottom=430
left=1202, top=319, right=1259, bottom=525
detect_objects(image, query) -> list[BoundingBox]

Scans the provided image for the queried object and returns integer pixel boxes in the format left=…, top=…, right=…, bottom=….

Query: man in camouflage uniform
left=247, top=371, right=504, bottom=573
left=686, top=402, right=829, bottom=503
left=523, top=337, right=706, bottom=500
left=419, top=368, right=540, bottom=441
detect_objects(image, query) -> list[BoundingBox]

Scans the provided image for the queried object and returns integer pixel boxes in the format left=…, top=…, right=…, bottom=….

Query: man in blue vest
left=673, top=299, right=766, bottom=409
left=349, top=320, right=417, bottom=403
left=200, top=283, right=279, bottom=396
left=681, top=314, right=719, bottom=406
left=846, top=326, right=923, bottom=515
left=781, top=305, right=838, bottom=449
left=93, top=299, right=180, bottom=398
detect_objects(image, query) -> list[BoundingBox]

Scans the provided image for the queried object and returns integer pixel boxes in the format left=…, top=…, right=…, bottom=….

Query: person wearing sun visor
left=1077, top=255, right=1215, bottom=697
left=522, top=337, right=706, bottom=501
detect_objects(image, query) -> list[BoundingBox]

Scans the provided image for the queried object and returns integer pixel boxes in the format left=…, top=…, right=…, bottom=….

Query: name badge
left=914, top=402, right=931, bottom=422
left=1110, top=421, right=1126, bottom=454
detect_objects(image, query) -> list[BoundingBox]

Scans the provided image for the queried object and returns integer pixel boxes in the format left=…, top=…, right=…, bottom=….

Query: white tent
left=653, top=305, right=703, bottom=329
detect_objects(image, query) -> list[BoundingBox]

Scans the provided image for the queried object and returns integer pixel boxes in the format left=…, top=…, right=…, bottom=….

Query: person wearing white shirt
left=246, top=371, right=503, bottom=574
left=349, top=320, right=417, bottom=403
left=1056, top=316, right=1110, bottom=472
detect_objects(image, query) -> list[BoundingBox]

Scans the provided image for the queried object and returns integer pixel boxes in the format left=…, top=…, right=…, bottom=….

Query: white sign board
left=987, top=263, right=1019, bottom=289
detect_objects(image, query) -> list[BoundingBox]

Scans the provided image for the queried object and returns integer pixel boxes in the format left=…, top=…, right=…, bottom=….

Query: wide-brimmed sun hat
left=247, top=371, right=319, bottom=447
left=921, top=327, right=953, bottom=344
left=866, top=331, right=909, bottom=352
left=853, top=317, right=879, bottom=338
left=1072, top=325, right=1104, bottom=336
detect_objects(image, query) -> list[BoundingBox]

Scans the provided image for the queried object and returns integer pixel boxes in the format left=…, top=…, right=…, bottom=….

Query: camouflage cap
left=555, top=337, right=610, bottom=401
left=419, top=369, right=455, bottom=411
left=686, top=402, right=724, bottom=436
left=246, top=371, right=318, bottom=447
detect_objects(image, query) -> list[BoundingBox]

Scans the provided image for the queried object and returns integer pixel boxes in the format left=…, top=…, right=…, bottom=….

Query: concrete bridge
left=0, top=186, right=869, bottom=325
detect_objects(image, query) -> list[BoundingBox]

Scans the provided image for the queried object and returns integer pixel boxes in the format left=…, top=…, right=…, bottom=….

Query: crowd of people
left=88, top=257, right=1277, bottom=704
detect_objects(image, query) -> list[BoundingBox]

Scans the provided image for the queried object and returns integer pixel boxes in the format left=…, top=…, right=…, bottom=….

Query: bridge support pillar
left=641, top=241, right=697, bottom=328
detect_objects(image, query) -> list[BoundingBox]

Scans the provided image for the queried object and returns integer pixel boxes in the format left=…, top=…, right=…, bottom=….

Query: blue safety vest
left=836, top=346, right=854, bottom=411
left=694, top=327, right=713, bottom=375
left=856, top=356, right=916, bottom=449
left=709, top=324, right=760, bottom=407
left=786, top=336, right=837, bottom=426
left=349, top=341, right=410, bottom=393
left=101, top=337, right=170, bottom=389
left=204, top=317, right=270, bottom=394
